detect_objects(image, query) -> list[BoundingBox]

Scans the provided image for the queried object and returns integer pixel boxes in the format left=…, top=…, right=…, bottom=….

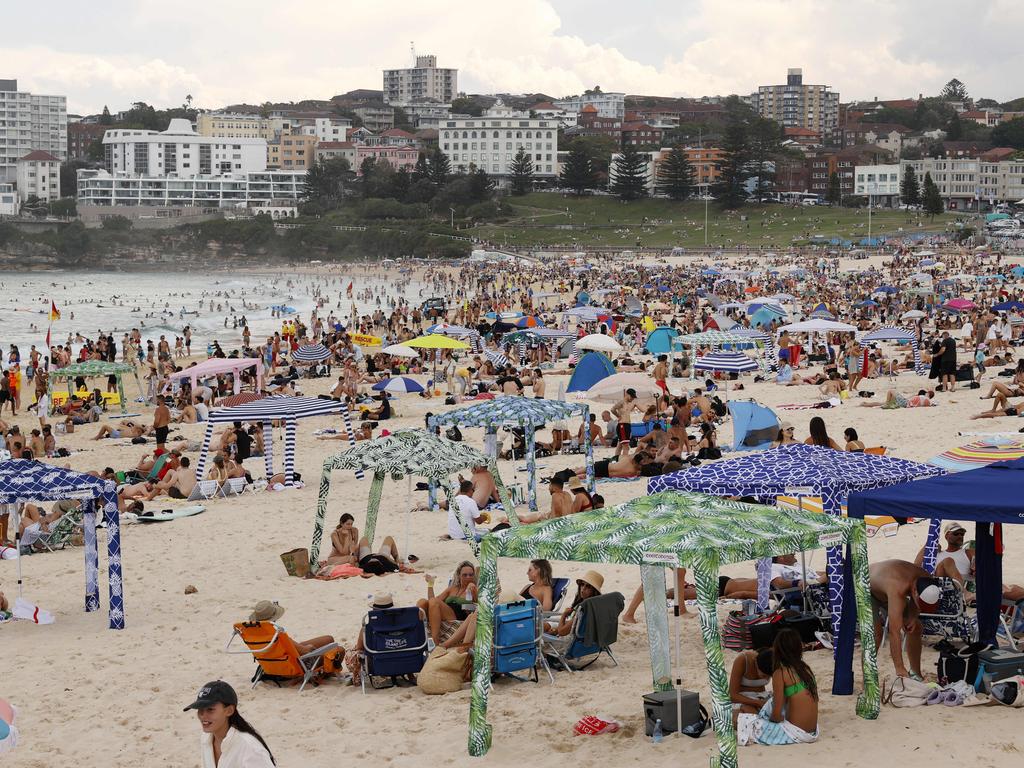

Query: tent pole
left=404, top=474, right=412, bottom=562
left=674, top=566, right=682, bottom=737
left=13, top=503, right=22, bottom=598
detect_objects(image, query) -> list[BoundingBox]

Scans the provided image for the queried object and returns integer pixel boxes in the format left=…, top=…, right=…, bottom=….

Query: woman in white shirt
left=184, top=680, right=275, bottom=767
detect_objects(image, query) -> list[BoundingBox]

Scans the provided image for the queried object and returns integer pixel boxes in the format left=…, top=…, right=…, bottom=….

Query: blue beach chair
left=360, top=606, right=428, bottom=692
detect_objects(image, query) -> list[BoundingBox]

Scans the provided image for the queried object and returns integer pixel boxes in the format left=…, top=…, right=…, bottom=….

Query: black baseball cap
left=183, top=680, right=238, bottom=711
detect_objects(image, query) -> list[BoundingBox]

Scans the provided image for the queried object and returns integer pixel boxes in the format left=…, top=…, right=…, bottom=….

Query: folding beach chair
left=223, top=477, right=250, bottom=496
left=493, top=599, right=553, bottom=684
left=188, top=480, right=226, bottom=501
left=883, top=578, right=975, bottom=643
left=34, top=506, right=84, bottom=553
left=998, top=598, right=1024, bottom=651
left=360, top=606, right=428, bottom=693
left=225, top=620, right=342, bottom=692
left=544, top=592, right=624, bottom=672
left=541, top=577, right=570, bottom=622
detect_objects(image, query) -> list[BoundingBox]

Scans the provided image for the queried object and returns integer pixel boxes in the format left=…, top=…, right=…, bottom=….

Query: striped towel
left=596, top=475, right=642, bottom=484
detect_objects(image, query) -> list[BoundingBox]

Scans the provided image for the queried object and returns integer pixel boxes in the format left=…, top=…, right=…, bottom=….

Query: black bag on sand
left=779, top=610, right=823, bottom=643
left=936, top=641, right=987, bottom=686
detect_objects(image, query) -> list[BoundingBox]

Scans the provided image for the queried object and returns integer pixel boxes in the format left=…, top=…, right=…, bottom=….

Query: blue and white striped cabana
left=291, top=343, right=332, bottom=363
left=194, top=396, right=346, bottom=487
left=694, top=351, right=759, bottom=373
left=859, top=326, right=924, bottom=375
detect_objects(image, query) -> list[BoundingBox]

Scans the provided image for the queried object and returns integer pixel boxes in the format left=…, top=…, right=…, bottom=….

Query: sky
left=3, top=0, right=1022, bottom=115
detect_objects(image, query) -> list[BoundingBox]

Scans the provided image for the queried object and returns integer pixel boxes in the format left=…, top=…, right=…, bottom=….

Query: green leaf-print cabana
left=428, top=396, right=595, bottom=512
left=46, top=360, right=143, bottom=415
left=308, top=430, right=517, bottom=569
left=467, top=491, right=879, bottom=768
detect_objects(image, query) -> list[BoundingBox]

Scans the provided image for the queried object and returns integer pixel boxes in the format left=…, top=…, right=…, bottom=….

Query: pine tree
left=748, top=118, right=780, bottom=200
left=940, top=78, right=969, bottom=102
left=609, top=144, right=649, bottom=201
left=713, top=120, right=750, bottom=208
left=559, top=145, right=597, bottom=195
left=508, top=147, right=535, bottom=196
left=429, top=148, right=451, bottom=186
left=900, top=165, right=921, bottom=207
left=655, top=147, right=694, bottom=200
left=468, top=166, right=494, bottom=202
left=826, top=171, right=841, bottom=206
left=922, top=172, right=944, bottom=219
left=411, top=152, right=431, bottom=183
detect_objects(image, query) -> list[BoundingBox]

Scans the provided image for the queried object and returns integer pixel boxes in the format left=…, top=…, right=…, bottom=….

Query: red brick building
left=621, top=121, right=663, bottom=148
left=67, top=122, right=107, bottom=161
left=574, top=104, right=622, bottom=143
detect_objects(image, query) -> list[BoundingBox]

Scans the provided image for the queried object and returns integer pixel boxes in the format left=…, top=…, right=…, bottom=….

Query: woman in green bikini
left=737, top=629, right=819, bottom=746
left=416, top=561, right=477, bottom=646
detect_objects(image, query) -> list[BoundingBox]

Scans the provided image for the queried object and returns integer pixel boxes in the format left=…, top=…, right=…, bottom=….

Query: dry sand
left=4, top=294, right=1024, bottom=767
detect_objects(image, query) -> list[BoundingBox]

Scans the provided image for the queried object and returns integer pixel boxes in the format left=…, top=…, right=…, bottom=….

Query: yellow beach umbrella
left=400, top=334, right=470, bottom=350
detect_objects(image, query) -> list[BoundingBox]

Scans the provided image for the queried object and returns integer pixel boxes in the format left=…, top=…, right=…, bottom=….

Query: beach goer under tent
left=543, top=569, right=605, bottom=640
left=321, top=513, right=359, bottom=567
left=804, top=416, right=840, bottom=450
left=511, top=477, right=573, bottom=524
left=913, top=522, right=972, bottom=588
left=730, top=648, right=774, bottom=714
left=183, top=680, right=276, bottom=767
left=416, top=561, right=477, bottom=646
left=869, top=559, right=939, bottom=680
left=449, top=479, right=486, bottom=542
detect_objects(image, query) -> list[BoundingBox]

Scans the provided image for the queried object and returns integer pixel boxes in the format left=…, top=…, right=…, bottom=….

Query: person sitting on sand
left=246, top=600, right=337, bottom=656
left=843, top=427, right=865, bottom=452
left=143, top=457, right=196, bottom=500
left=320, top=513, right=359, bottom=567
left=981, top=378, right=1024, bottom=401
left=817, top=371, right=845, bottom=396
left=207, top=454, right=230, bottom=485
left=362, top=393, right=391, bottom=421
left=772, top=421, right=798, bottom=448
left=416, top=561, right=477, bottom=646
left=804, top=416, right=840, bottom=450
left=737, top=629, right=819, bottom=746
left=567, top=476, right=594, bottom=513
left=544, top=570, right=604, bottom=638
left=510, top=477, right=573, bottom=525
left=317, top=422, right=375, bottom=441
left=730, top=648, right=774, bottom=714
left=345, top=593, right=424, bottom=685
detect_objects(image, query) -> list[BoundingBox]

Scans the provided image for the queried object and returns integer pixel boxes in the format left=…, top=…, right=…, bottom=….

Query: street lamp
left=450, top=207, right=456, bottom=229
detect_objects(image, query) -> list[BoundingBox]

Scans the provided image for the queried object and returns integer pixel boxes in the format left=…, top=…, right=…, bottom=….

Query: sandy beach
left=3, top=255, right=1024, bottom=768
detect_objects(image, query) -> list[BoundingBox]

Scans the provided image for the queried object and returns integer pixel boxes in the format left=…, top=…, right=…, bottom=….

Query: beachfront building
left=554, top=90, right=625, bottom=120
left=0, top=183, right=17, bottom=216
left=383, top=55, right=458, bottom=105
left=900, top=156, right=1024, bottom=211
left=267, top=131, right=317, bottom=170
left=16, top=150, right=61, bottom=203
left=315, top=141, right=357, bottom=166
left=298, top=117, right=353, bottom=143
left=752, top=68, right=839, bottom=139
left=354, top=144, right=419, bottom=175
left=854, top=164, right=901, bottom=207
left=439, top=101, right=558, bottom=183
left=102, top=119, right=268, bottom=177
left=76, top=168, right=306, bottom=209
left=0, top=78, right=67, bottom=183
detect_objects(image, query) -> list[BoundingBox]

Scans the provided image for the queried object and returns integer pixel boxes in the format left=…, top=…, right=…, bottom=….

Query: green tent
left=308, top=430, right=519, bottom=569
left=46, top=360, right=143, bottom=415
left=467, top=491, right=879, bottom=768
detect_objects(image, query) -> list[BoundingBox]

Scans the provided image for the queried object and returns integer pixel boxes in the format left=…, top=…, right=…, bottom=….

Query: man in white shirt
left=449, top=479, right=485, bottom=541
left=194, top=396, right=210, bottom=422
left=769, top=554, right=823, bottom=590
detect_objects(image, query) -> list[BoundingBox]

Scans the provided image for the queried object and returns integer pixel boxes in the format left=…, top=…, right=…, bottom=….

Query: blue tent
left=749, top=307, right=781, bottom=328
left=644, top=326, right=679, bottom=356
left=993, top=300, right=1024, bottom=312
left=1011, top=266, right=1024, bottom=278
left=848, top=458, right=1024, bottom=646
left=575, top=290, right=590, bottom=307
left=727, top=400, right=779, bottom=451
left=566, top=351, right=615, bottom=392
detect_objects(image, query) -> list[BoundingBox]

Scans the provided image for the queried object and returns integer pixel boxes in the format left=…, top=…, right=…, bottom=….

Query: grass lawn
left=473, top=192, right=957, bottom=249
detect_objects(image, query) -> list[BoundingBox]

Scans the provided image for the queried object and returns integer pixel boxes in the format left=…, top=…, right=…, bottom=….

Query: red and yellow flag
left=49, top=301, right=61, bottom=321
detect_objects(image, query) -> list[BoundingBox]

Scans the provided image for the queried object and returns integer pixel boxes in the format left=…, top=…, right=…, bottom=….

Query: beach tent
left=308, top=430, right=514, bottom=566
left=429, top=397, right=594, bottom=511
left=848, top=458, right=1024, bottom=646
left=749, top=307, right=781, bottom=329
left=194, top=396, right=346, bottom=487
left=566, top=351, right=614, bottom=392
left=643, top=326, right=679, bottom=356
left=46, top=360, right=142, bottom=415
left=670, top=330, right=771, bottom=380
left=648, top=444, right=945, bottom=693
left=777, top=319, right=857, bottom=333
left=168, top=357, right=264, bottom=397
left=0, top=460, right=124, bottom=629
left=992, top=300, right=1024, bottom=312
left=727, top=400, right=779, bottom=451
left=291, top=343, right=331, bottom=363
left=466, top=491, right=879, bottom=768
left=860, top=326, right=924, bottom=374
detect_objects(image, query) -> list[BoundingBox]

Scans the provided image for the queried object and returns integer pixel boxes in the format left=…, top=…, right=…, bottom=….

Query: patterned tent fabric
left=291, top=343, right=332, bottom=363
left=0, top=460, right=124, bottom=629
left=308, top=430, right=517, bottom=567
left=930, top=438, right=1024, bottom=473
left=671, top=329, right=770, bottom=380
left=859, top=326, right=924, bottom=374
left=694, top=352, right=758, bottom=373
left=47, top=360, right=142, bottom=415
left=428, top=396, right=595, bottom=511
left=648, top=443, right=945, bottom=692
left=467, top=491, right=879, bottom=768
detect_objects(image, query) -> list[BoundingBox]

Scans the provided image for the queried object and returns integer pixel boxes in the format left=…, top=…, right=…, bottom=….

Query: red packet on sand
left=573, top=715, right=620, bottom=735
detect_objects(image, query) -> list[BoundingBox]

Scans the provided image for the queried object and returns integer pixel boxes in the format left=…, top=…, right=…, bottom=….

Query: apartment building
left=103, top=119, right=268, bottom=178
left=0, top=78, right=67, bottom=183
left=267, top=132, right=317, bottom=170
left=315, top=141, right=357, bottom=166
left=553, top=91, right=625, bottom=120
left=76, top=168, right=306, bottom=208
left=16, top=150, right=61, bottom=202
left=67, top=122, right=108, bottom=161
left=354, top=144, right=418, bottom=175
left=900, top=156, right=1024, bottom=210
left=439, top=101, right=557, bottom=180
left=853, top=164, right=901, bottom=207
left=383, top=55, right=457, bottom=105
left=753, top=68, right=839, bottom=138
left=196, top=112, right=266, bottom=139
left=0, top=182, right=17, bottom=215
left=354, top=105, right=395, bottom=133
left=572, top=105, right=622, bottom=143
left=621, top=122, right=663, bottom=148
left=807, top=146, right=892, bottom=200
left=685, top=146, right=723, bottom=186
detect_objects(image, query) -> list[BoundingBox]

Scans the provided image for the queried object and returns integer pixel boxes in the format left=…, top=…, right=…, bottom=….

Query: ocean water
left=0, top=269, right=427, bottom=356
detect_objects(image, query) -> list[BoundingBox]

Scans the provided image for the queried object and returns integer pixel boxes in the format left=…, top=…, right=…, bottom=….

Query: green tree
left=826, top=171, right=842, bottom=206
left=992, top=118, right=1024, bottom=149
left=559, top=144, right=597, bottom=195
left=450, top=97, right=483, bottom=117
left=655, top=146, right=694, bottom=200
left=48, top=198, right=77, bottom=218
left=940, top=78, right=969, bottom=102
left=748, top=117, right=781, bottom=200
left=99, top=106, right=113, bottom=125
left=468, top=166, right=494, bottom=202
left=508, top=147, right=535, bottom=195
left=922, top=171, right=944, bottom=219
left=20, top=194, right=46, bottom=217
left=392, top=106, right=413, bottom=131
left=713, top=119, right=750, bottom=208
left=900, top=165, right=921, bottom=207
left=562, top=134, right=618, bottom=181
left=101, top=214, right=132, bottom=230
left=429, top=148, right=451, bottom=186
left=303, top=157, right=354, bottom=205
left=411, top=152, right=431, bottom=183
left=609, top=144, right=649, bottom=201
left=54, top=221, right=91, bottom=263
left=60, top=159, right=90, bottom=199
left=945, top=112, right=963, bottom=140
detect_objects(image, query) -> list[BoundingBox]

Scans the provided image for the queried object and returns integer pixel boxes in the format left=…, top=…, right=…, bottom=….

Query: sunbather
left=416, top=561, right=477, bottom=645
left=246, top=600, right=337, bottom=656
left=737, top=629, right=819, bottom=745
left=93, top=420, right=148, bottom=440
left=730, top=648, right=774, bottom=714
left=144, top=457, right=196, bottom=500
left=355, top=535, right=413, bottom=575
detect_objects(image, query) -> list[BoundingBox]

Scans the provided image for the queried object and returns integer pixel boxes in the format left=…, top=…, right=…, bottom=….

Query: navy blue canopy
left=848, top=458, right=1024, bottom=645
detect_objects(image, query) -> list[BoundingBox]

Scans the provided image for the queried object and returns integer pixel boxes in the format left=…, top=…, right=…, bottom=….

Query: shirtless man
left=532, top=368, right=546, bottom=399
left=144, top=456, right=197, bottom=499
left=611, top=389, right=643, bottom=443
left=653, top=355, right=669, bottom=395
left=577, top=413, right=605, bottom=447
left=93, top=421, right=147, bottom=440
left=469, top=465, right=498, bottom=508
left=869, top=559, right=937, bottom=679
left=153, top=395, right=171, bottom=450
left=578, top=449, right=650, bottom=480
left=510, top=477, right=573, bottom=524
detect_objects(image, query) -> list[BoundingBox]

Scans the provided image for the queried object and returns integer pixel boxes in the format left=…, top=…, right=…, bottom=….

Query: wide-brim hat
left=566, top=476, right=584, bottom=492
left=577, top=570, right=604, bottom=593
left=370, top=592, right=394, bottom=609
left=249, top=600, right=285, bottom=622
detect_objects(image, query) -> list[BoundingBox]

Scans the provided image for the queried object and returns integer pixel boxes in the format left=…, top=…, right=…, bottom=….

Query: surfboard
left=134, top=505, right=205, bottom=523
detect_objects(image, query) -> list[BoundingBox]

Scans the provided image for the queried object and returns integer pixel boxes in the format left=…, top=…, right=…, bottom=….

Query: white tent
left=776, top=319, right=857, bottom=334
left=576, top=334, right=622, bottom=353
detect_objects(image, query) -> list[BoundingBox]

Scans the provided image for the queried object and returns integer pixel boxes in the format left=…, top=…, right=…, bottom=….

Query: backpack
left=936, top=642, right=986, bottom=686
left=697, top=446, right=722, bottom=460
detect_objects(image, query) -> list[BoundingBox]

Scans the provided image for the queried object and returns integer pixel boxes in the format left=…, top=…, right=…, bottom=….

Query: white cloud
left=4, top=0, right=1022, bottom=114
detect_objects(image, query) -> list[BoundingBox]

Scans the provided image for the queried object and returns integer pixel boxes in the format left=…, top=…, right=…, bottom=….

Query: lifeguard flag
left=50, top=301, right=61, bottom=321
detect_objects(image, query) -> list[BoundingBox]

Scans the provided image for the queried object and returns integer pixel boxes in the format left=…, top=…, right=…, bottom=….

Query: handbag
left=883, top=675, right=933, bottom=707
left=279, top=547, right=310, bottom=578
left=418, top=647, right=470, bottom=694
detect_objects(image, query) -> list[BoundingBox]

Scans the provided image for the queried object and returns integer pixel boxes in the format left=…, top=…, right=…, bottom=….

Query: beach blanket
left=737, top=700, right=819, bottom=746
left=596, top=475, right=642, bottom=484
left=315, top=564, right=364, bottom=580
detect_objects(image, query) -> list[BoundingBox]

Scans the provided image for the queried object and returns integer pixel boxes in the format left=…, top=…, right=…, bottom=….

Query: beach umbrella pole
left=404, top=474, right=412, bottom=563
left=14, top=504, right=23, bottom=598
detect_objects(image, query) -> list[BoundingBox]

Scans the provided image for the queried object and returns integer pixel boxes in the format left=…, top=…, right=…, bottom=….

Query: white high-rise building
left=439, top=101, right=558, bottom=182
left=102, top=119, right=268, bottom=177
left=383, top=55, right=457, bottom=105
left=0, top=78, right=67, bottom=183
left=553, top=91, right=625, bottom=120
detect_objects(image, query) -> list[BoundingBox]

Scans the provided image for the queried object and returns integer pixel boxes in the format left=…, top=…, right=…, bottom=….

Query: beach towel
left=736, top=700, right=819, bottom=746
left=595, top=475, right=641, bottom=483
left=315, top=564, right=364, bottom=580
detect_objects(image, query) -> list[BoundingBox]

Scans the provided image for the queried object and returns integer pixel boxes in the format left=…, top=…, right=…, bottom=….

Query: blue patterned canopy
left=0, top=460, right=124, bottom=629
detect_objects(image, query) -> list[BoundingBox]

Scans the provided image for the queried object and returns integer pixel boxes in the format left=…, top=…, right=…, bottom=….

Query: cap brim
left=183, top=698, right=214, bottom=712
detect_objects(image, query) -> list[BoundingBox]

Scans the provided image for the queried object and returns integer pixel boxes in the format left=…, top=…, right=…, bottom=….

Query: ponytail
left=229, top=711, right=276, bottom=765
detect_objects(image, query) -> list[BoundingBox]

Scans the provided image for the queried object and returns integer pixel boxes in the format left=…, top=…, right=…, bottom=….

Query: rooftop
left=18, top=150, right=61, bottom=163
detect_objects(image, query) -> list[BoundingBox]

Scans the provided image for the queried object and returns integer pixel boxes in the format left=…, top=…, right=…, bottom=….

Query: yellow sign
left=351, top=333, right=382, bottom=347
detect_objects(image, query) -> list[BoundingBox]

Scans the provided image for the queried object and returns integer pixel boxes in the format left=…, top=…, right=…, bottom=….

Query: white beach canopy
left=777, top=319, right=857, bottom=334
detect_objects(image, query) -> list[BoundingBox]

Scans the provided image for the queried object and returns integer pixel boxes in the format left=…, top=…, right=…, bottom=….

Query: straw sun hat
left=576, top=571, right=604, bottom=593
left=249, top=600, right=285, bottom=622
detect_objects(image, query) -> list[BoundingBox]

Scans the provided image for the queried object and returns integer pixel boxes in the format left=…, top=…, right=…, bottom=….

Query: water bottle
left=651, top=718, right=664, bottom=744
